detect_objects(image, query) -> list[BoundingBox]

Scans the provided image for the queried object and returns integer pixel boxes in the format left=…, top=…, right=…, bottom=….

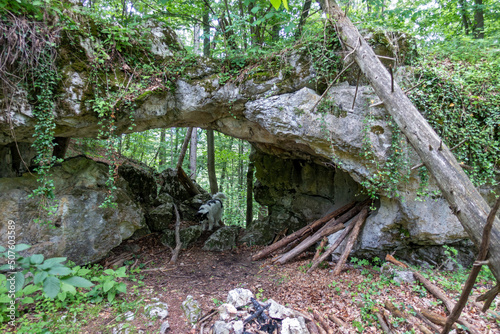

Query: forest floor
left=73, top=232, right=499, bottom=334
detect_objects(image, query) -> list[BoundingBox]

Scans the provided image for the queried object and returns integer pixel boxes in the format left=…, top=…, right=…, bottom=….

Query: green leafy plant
left=0, top=244, right=93, bottom=323
left=86, top=266, right=128, bottom=303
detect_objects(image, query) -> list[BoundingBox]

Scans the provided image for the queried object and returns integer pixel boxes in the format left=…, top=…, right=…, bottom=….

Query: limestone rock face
left=0, top=156, right=145, bottom=265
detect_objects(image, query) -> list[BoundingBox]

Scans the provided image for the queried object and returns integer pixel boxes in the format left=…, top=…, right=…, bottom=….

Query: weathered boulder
left=0, top=156, right=145, bottom=264
left=160, top=225, right=203, bottom=249
left=181, top=295, right=202, bottom=325
left=203, top=226, right=241, bottom=251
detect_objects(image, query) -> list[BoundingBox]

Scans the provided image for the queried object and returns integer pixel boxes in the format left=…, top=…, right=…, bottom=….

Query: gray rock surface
left=1, top=17, right=495, bottom=263
left=281, top=317, right=310, bottom=334
left=145, top=300, right=169, bottom=320
left=212, top=321, right=232, bottom=334
left=0, top=156, right=145, bottom=265
left=203, top=226, right=241, bottom=251
left=226, top=288, right=254, bottom=308
left=181, top=295, right=202, bottom=325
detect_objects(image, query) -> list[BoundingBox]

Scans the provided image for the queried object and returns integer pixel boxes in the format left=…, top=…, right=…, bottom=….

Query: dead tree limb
left=332, top=207, right=369, bottom=276
left=319, top=0, right=500, bottom=283
left=308, top=217, right=355, bottom=273
left=175, top=127, right=200, bottom=196
left=251, top=201, right=356, bottom=261
left=313, top=310, right=334, bottom=334
left=442, top=196, right=500, bottom=333
left=327, top=313, right=346, bottom=328
left=477, top=284, right=500, bottom=312
left=375, top=312, right=393, bottom=334
left=275, top=200, right=370, bottom=264
left=313, top=237, right=329, bottom=262
left=384, top=300, right=433, bottom=334
left=169, top=203, right=182, bottom=265
left=412, top=271, right=480, bottom=334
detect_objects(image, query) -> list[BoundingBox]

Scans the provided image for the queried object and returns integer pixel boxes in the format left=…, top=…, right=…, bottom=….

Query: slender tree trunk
left=189, top=127, right=197, bottom=178
left=237, top=0, right=248, bottom=49
left=176, top=127, right=193, bottom=170
left=238, top=140, right=244, bottom=190
left=295, top=0, right=312, bottom=39
left=219, top=137, right=233, bottom=192
left=246, top=162, right=254, bottom=227
left=159, top=129, right=167, bottom=169
left=193, top=24, right=200, bottom=54
left=203, top=5, right=210, bottom=57
left=472, top=0, right=484, bottom=39
left=319, top=0, right=500, bottom=282
left=207, top=129, right=218, bottom=194
left=172, top=127, right=179, bottom=167
left=459, top=0, right=471, bottom=35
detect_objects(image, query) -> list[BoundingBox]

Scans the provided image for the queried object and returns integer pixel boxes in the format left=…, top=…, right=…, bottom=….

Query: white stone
left=281, top=317, right=310, bottom=334
left=145, top=301, right=169, bottom=320
left=226, top=288, right=254, bottom=308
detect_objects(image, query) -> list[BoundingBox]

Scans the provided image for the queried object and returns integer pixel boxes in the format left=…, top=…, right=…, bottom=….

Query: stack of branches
left=252, top=199, right=372, bottom=275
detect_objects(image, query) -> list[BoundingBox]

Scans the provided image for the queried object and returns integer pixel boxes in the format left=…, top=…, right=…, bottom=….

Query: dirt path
left=89, top=233, right=497, bottom=333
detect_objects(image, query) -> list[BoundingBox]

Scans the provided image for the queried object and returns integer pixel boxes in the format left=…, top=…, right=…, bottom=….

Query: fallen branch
left=313, top=310, right=334, bottom=334
left=306, top=321, right=321, bottom=334
left=375, top=312, right=393, bottom=334
left=327, top=313, right=346, bottom=328
left=169, top=203, right=182, bottom=265
left=442, top=196, right=500, bottom=333
left=313, top=237, right=329, bottom=262
left=332, top=207, right=369, bottom=276
left=476, top=284, right=500, bottom=312
left=384, top=300, right=433, bottom=334
left=386, top=255, right=479, bottom=333
left=385, top=254, right=408, bottom=268
left=251, top=201, right=356, bottom=261
left=412, top=271, right=480, bottom=333
left=308, top=212, right=357, bottom=273
left=275, top=200, right=370, bottom=265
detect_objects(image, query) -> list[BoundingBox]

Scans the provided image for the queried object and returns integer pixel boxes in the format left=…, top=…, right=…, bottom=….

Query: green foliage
left=408, top=54, right=500, bottom=187
left=86, top=266, right=128, bottom=303
left=360, top=114, right=410, bottom=201
left=0, top=244, right=93, bottom=323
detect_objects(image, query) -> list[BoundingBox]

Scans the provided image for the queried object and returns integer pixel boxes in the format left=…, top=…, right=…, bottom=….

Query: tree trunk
left=159, top=129, right=167, bottom=169
left=319, top=0, right=500, bottom=282
left=193, top=24, right=200, bottom=54
left=458, top=0, right=471, bottom=35
left=189, top=127, right=197, bottom=178
left=246, top=162, right=254, bottom=227
left=295, top=0, right=311, bottom=39
left=207, top=129, right=218, bottom=194
left=176, top=127, right=193, bottom=170
left=472, top=0, right=484, bottom=39
left=203, top=5, right=210, bottom=57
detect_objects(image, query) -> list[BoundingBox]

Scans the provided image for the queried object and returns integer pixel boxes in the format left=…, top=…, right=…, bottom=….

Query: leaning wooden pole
left=319, top=0, right=500, bottom=282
